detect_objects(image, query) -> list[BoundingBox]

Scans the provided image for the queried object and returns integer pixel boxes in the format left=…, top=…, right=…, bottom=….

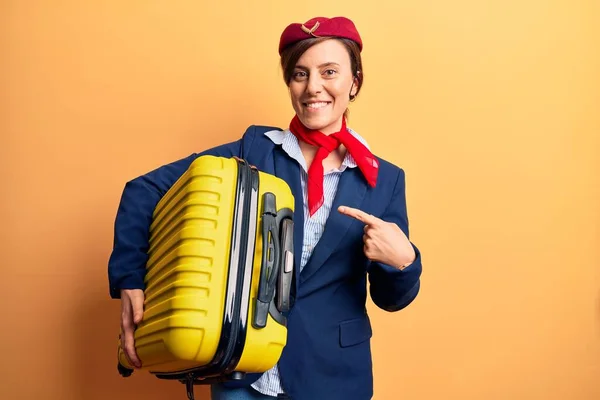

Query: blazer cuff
left=368, top=243, right=422, bottom=312
left=109, top=274, right=145, bottom=299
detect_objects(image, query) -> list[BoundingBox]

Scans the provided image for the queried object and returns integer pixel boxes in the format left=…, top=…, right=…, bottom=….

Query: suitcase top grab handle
left=253, top=192, right=281, bottom=329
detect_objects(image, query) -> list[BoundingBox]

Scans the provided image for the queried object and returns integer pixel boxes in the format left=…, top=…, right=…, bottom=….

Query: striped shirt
left=251, top=127, right=371, bottom=396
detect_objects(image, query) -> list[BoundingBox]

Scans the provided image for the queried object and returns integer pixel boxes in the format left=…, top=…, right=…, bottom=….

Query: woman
left=108, top=16, right=422, bottom=400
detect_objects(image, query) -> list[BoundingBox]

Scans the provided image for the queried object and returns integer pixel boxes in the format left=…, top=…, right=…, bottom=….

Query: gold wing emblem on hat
left=301, top=21, right=320, bottom=37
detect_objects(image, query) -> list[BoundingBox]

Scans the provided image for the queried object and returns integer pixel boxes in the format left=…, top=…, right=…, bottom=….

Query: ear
left=350, top=75, right=359, bottom=97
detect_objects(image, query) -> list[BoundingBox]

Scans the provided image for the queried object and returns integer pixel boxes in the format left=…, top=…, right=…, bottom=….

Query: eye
left=323, top=69, right=337, bottom=77
left=292, top=71, right=308, bottom=81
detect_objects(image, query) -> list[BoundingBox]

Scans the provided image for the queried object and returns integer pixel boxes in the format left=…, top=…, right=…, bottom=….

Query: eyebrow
left=294, top=62, right=341, bottom=70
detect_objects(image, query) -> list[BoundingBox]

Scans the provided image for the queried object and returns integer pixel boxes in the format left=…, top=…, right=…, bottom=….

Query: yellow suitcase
left=117, top=155, right=295, bottom=399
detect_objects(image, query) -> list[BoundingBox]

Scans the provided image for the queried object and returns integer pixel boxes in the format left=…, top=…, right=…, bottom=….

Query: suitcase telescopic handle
left=253, top=192, right=281, bottom=329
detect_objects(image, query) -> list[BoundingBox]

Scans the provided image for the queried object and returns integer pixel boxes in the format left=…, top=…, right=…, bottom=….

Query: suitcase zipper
left=221, top=158, right=258, bottom=372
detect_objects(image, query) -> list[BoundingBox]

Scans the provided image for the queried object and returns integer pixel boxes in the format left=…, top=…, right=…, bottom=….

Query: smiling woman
left=108, top=16, right=422, bottom=400
left=280, top=36, right=364, bottom=131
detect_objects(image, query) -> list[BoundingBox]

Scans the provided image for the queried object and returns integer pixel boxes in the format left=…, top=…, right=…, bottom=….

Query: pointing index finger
left=338, top=206, right=379, bottom=225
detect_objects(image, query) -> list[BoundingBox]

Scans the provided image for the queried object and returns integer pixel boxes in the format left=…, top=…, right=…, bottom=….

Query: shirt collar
left=264, top=128, right=371, bottom=173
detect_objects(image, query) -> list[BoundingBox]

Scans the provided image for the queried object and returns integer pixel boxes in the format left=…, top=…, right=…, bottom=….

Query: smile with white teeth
left=304, top=101, right=330, bottom=109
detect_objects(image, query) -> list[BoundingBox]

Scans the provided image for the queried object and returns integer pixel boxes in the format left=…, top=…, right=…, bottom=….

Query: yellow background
left=2, top=1, right=599, bottom=399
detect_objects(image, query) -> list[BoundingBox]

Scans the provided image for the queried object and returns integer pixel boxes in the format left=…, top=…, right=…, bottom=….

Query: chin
left=298, top=115, right=336, bottom=132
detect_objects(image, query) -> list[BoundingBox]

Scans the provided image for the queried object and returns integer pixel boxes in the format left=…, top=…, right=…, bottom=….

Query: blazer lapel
left=273, top=147, right=304, bottom=294
left=300, top=168, right=368, bottom=284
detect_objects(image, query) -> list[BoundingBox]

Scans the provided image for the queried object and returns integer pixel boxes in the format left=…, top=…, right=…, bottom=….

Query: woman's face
left=288, top=39, right=358, bottom=135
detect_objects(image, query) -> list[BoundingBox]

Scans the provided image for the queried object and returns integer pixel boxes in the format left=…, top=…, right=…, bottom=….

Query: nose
left=306, top=73, right=323, bottom=95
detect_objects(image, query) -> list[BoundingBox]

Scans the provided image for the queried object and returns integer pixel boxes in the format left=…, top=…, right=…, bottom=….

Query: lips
left=303, top=101, right=331, bottom=110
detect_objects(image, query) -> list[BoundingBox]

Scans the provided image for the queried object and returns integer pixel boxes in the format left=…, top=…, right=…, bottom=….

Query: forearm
left=107, top=138, right=248, bottom=299
left=108, top=177, right=162, bottom=299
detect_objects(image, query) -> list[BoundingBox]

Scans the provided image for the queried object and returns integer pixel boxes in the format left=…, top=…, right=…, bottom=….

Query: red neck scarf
left=289, top=115, right=379, bottom=216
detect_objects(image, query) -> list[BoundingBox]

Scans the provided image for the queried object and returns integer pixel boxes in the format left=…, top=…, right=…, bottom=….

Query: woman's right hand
left=120, top=288, right=145, bottom=368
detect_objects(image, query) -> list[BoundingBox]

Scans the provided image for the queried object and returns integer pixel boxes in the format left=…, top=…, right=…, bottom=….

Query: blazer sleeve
left=107, top=131, right=257, bottom=299
left=367, top=168, right=423, bottom=312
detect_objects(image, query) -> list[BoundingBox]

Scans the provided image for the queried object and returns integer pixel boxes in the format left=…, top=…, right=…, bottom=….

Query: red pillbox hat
left=278, top=16, right=363, bottom=55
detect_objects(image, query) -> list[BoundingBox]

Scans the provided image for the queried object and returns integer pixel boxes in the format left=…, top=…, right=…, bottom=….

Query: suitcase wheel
left=117, top=362, right=134, bottom=377
left=229, top=371, right=245, bottom=380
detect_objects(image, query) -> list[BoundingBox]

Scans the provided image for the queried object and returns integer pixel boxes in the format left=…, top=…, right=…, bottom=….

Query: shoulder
left=241, top=124, right=283, bottom=142
left=238, top=124, right=284, bottom=161
left=374, top=155, right=406, bottom=191
left=348, top=127, right=406, bottom=187
left=375, top=155, right=404, bottom=175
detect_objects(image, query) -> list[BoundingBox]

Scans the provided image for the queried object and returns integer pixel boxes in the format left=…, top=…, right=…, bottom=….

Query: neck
left=298, top=139, right=346, bottom=172
left=319, top=118, right=345, bottom=135
left=294, top=115, right=346, bottom=136
left=289, top=114, right=348, bottom=171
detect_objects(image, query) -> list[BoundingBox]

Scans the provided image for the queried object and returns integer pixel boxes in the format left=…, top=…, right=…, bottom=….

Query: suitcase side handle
left=253, top=192, right=281, bottom=329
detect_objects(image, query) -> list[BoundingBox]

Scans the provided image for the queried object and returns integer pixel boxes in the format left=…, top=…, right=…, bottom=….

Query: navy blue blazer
left=108, top=125, right=422, bottom=400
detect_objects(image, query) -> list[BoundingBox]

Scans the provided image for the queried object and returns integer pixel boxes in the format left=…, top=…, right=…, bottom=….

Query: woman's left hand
left=338, top=206, right=416, bottom=270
